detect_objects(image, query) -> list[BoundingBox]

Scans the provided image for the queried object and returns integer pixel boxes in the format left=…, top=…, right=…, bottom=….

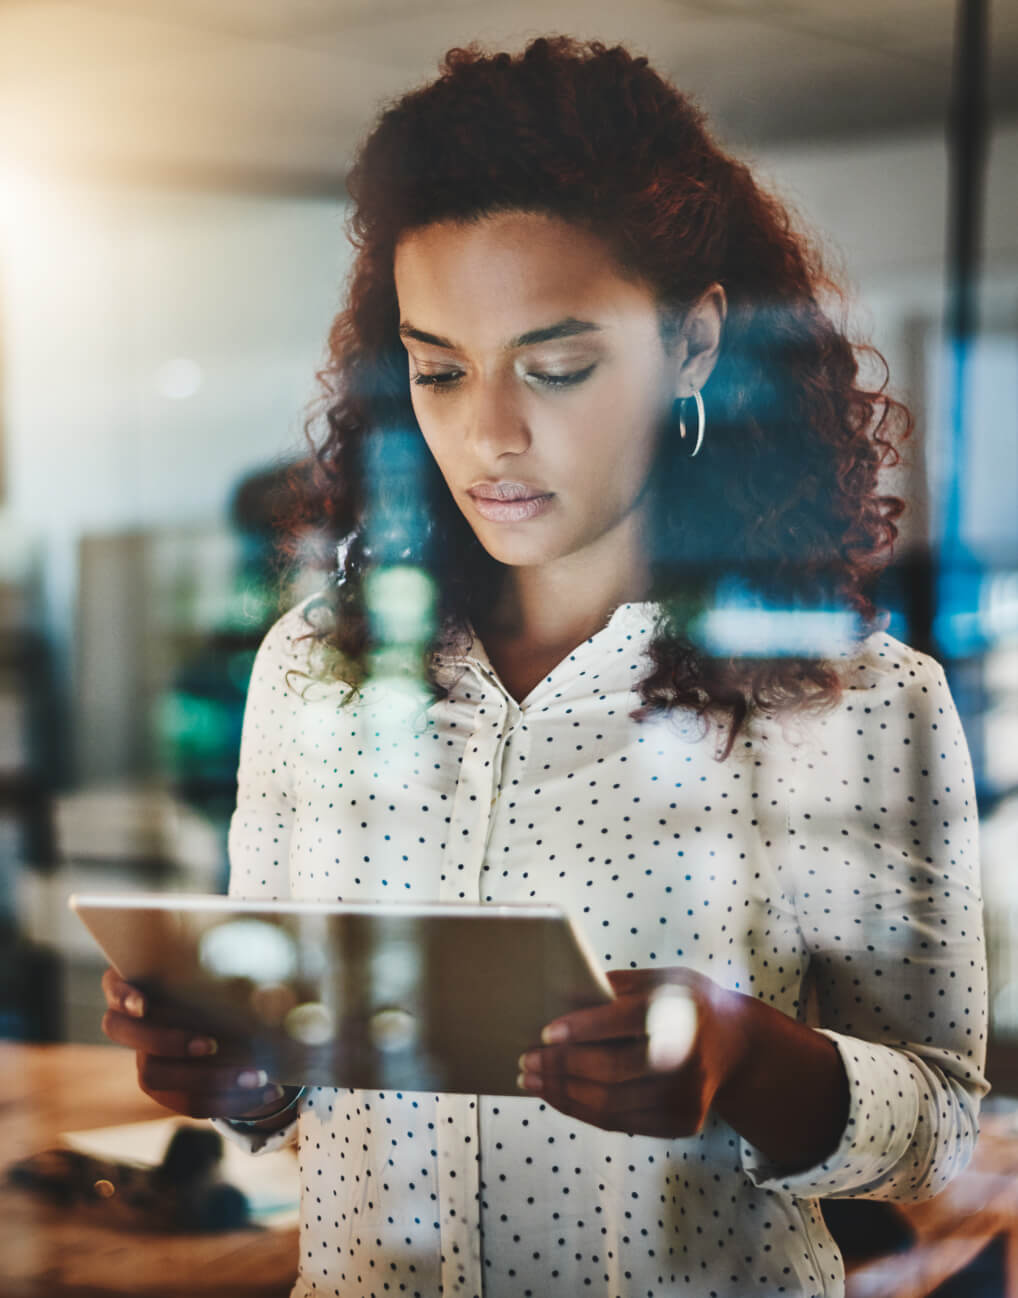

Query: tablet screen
left=71, top=894, right=613, bottom=1096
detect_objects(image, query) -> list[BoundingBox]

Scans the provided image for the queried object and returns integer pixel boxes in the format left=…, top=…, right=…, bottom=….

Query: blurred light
left=249, top=981, right=298, bottom=1027
left=645, top=985, right=697, bottom=1071
left=370, top=931, right=421, bottom=1002
left=363, top=428, right=433, bottom=564
left=284, top=1001, right=335, bottom=1045
left=365, top=564, right=435, bottom=648
left=369, top=1007, right=418, bottom=1053
left=691, top=581, right=858, bottom=657
left=935, top=565, right=1018, bottom=656
left=155, top=357, right=203, bottom=400
left=199, top=919, right=297, bottom=982
left=983, top=571, right=1018, bottom=640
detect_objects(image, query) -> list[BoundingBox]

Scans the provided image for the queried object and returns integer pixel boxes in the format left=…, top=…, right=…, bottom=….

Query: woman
left=102, top=37, right=988, bottom=1298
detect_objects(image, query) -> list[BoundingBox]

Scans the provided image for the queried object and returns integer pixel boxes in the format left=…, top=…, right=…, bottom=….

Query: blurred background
left=0, top=0, right=1016, bottom=1160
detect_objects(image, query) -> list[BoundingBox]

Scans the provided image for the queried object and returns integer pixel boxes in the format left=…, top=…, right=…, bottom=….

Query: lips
left=467, top=481, right=554, bottom=523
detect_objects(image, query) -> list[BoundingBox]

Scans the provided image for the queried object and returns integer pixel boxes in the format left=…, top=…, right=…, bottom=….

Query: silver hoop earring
left=676, top=390, right=706, bottom=458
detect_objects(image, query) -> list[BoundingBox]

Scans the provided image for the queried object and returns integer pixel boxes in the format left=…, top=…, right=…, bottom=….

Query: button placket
left=436, top=667, right=515, bottom=1298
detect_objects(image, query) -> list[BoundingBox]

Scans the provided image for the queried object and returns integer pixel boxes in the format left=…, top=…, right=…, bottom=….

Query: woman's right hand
left=101, top=968, right=290, bottom=1122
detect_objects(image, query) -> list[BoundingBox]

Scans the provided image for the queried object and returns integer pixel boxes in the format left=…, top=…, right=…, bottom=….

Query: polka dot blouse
left=219, top=598, right=988, bottom=1298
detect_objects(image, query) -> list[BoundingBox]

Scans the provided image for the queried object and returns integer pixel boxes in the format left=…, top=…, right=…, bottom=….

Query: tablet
left=69, top=894, right=613, bottom=1096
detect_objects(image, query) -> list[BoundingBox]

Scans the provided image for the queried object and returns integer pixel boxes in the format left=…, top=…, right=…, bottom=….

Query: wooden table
left=4, top=1042, right=1018, bottom=1298
left=0, top=1043, right=298, bottom=1298
left=842, top=1111, right=1018, bottom=1298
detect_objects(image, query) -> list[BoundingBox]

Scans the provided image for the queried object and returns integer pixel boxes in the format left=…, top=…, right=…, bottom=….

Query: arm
left=523, top=642, right=987, bottom=1200
left=520, top=965, right=849, bottom=1171
left=216, top=603, right=308, bottom=1145
left=712, top=990, right=849, bottom=1172
left=741, top=644, right=989, bottom=1201
left=226, top=603, right=305, bottom=905
left=103, top=605, right=307, bottom=1144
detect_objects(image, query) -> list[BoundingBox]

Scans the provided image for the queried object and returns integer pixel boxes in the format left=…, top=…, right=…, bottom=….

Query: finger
left=552, top=1072, right=663, bottom=1113
left=541, top=994, right=647, bottom=1046
left=607, top=967, right=701, bottom=998
left=138, top=1054, right=276, bottom=1097
left=605, top=969, right=658, bottom=996
left=101, top=968, right=146, bottom=1018
left=535, top=1074, right=668, bottom=1133
left=523, top=1040, right=650, bottom=1086
left=102, top=1010, right=218, bottom=1058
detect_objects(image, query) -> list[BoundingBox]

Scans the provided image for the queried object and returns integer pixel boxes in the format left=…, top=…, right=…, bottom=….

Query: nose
left=464, top=375, right=531, bottom=460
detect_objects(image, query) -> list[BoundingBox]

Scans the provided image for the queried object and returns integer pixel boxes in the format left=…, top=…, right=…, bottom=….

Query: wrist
left=708, top=995, right=851, bottom=1172
left=228, top=1085, right=305, bottom=1132
left=710, top=987, right=759, bottom=1112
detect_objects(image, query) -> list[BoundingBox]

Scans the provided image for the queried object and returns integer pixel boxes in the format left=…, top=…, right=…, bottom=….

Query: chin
left=484, top=539, right=581, bottom=571
left=468, top=527, right=554, bottom=567
left=478, top=543, right=551, bottom=568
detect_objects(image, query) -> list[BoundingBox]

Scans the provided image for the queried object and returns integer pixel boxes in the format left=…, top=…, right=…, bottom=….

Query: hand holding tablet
left=99, top=965, right=294, bottom=1123
left=75, top=894, right=613, bottom=1098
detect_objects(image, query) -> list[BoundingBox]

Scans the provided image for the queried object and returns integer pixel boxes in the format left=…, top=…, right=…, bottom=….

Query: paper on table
left=61, top=1117, right=300, bottom=1229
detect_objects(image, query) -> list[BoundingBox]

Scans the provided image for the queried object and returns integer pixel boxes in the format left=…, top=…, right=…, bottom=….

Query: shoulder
left=247, top=591, right=352, bottom=701
left=254, top=594, right=321, bottom=666
left=831, top=632, right=972, bottom=780
left=784, top=631, right=974, bottom=801
left=833, top=631, right=951, bottom=705
left=826, top=631, right=967, bottom=754
left=742, top=632, right=968, bottom=782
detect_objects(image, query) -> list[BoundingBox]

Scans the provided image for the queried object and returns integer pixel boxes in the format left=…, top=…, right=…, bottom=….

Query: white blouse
left=222, top=597, right=988, bottom=1298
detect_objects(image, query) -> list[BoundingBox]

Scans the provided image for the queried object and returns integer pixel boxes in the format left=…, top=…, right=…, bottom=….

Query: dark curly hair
left=292, top=36, right=908, bottom=752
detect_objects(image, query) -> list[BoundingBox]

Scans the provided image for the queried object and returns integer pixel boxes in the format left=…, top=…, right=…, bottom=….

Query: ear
left=671, top=283, right=727, bottom=398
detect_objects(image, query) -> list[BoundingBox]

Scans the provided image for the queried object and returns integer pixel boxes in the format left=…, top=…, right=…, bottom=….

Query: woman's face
left=393, top=211, right=682, bottom=579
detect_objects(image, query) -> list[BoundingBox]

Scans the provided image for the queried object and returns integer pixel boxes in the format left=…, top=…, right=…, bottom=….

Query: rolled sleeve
left=211, top=1112, right=300, bottom=1156
left=742, top=1031, right=922, bottom=1196
left=748, top=638, right=989, bottom=1202
left=214, top=603, right=315, bottom=1157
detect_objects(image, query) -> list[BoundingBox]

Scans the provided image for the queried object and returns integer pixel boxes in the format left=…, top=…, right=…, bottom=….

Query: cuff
left=739, top=1029, right=919, bottom=1199
left=211, top=1110, right=300, bottom=1156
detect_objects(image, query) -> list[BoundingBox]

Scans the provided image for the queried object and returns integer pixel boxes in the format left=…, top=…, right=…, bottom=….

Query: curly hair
left=292, top=36, right=908, bottom=752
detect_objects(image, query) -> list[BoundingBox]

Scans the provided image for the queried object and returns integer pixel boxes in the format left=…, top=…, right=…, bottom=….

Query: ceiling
left=1, top=0, right=1015, bottom=193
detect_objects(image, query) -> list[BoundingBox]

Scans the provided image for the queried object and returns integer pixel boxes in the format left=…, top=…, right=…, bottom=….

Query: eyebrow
left=398, top=317, right=603, bottom=351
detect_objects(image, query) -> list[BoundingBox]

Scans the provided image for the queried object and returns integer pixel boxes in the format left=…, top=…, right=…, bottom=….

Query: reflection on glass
left=692, top=578, right=859, bottom=658
left=198, top=919, right=297, bottom=983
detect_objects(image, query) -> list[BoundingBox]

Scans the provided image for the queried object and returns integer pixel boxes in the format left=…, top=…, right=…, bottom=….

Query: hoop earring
left=676, top=390, right=706, bottom=458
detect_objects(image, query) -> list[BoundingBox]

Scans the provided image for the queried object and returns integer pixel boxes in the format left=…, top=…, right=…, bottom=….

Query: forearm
left=712, top=991, right=850, bottom=1174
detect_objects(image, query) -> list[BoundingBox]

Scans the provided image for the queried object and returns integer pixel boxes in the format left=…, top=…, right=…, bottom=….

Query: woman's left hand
left=521, top=967, right=750, bottom=1138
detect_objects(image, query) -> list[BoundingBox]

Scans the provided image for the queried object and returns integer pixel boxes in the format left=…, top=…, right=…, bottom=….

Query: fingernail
left=541, top=1022, right=568, bottom=1045
left=516, top=1071, right=542, bottom=1093
left=187, top=1036, right=218, bottom=1057
left=124, top=992, right=145, bottom=1018
left=517, top=1051, right=539, bottom=1073
left=237, top=1069, right=269, bottom=1089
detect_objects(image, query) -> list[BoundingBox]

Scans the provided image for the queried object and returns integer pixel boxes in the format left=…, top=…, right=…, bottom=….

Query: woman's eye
left=411, top=370, right=462, bottom=390
left=528, top=363, right=597, bottom=388
left=411, top=362, right=597, bottom=392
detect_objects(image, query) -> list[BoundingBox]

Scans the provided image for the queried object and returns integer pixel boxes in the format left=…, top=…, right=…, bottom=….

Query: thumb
left=605, top=968, right=655, bottom=996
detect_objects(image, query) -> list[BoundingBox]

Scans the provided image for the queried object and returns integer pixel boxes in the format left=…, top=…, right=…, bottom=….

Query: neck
left=481, top=515, right=651, bottom=652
